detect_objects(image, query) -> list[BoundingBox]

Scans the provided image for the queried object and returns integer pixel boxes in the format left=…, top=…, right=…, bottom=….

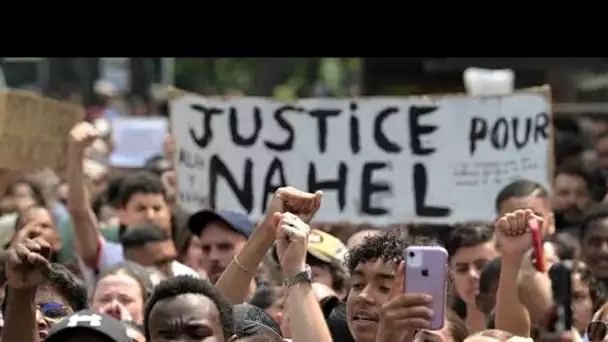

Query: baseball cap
left=44, top=310, right=129, bottom=342
left=272, top=229, right=348, bottom=270
left=233, top=304, right=282, bottom=338
left=188, top=210, right=254, bottom=239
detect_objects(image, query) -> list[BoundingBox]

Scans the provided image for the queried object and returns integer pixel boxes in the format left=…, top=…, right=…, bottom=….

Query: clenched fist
left=266, top=187, right=322, bottom=224
left=495, top=209, right=542, bottom=263
left=273, top=212, right=310, bottom=277
left=69, top=122, right=98, bottom=153
left=5, top=237, right=51, bottom=289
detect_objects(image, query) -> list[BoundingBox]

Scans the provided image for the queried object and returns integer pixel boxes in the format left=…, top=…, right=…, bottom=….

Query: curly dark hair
left=144, top=275, right=234, bottom=339
left=573, top=260, right=607, bottom=312
left=346, top=230, right=438, bottom=272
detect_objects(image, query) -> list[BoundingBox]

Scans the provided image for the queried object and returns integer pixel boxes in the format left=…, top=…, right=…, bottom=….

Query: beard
left=559, top=205, right=584, bottom=220
left=208, top=263, right=225, bottom=284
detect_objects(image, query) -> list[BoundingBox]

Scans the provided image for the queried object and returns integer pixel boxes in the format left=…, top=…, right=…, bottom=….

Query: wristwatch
left=283, top=264, right=312, bottom=287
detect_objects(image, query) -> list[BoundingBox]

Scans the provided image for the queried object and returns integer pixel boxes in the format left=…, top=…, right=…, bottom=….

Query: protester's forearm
left=66, top=148, right=89, bottom=213
left=66, top=148, right=100, bottom=265
left=2, top=288, right=38, bottom=342
left=518, top=271, right=552, bottom=326
left=495, top=259, right=531, bottom=337
left=287, top=282, right=332, bottom=342
left=215, top=223, right=275, bottom=304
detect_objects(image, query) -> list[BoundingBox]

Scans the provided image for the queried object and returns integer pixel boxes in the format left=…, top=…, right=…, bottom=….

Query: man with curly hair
left=144, top=275, right=234, bottom=341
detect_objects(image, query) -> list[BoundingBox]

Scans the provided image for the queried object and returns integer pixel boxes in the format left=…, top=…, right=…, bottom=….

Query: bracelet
left=233, top=255, right=252, bottom=275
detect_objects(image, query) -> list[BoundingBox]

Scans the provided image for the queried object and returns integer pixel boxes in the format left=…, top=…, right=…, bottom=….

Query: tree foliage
left=174, top=58, right=361, bottom=98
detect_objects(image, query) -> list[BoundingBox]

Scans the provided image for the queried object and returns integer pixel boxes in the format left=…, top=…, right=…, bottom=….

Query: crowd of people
left=3, top=81, right=608, bottom=342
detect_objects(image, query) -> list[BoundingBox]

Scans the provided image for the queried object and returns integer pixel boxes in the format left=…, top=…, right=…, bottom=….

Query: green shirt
left=57, top=220, right=120, bottom=262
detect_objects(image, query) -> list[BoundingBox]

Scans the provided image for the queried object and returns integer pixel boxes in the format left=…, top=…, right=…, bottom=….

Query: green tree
left=174, top=58, right=361, bottom=98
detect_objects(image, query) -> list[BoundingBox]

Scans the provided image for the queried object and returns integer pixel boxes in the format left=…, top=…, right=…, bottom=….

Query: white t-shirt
left=79, top=238, right=200, bottom=295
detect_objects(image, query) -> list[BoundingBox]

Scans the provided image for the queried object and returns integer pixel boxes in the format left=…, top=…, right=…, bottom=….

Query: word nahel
left=171, top=89, right=551, bottom=224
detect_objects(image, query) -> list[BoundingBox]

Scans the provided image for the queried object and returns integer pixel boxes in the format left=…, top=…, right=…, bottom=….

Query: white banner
left=170, top=88, right=551, bottom=224
left=109, top=117, right=168, bottom=168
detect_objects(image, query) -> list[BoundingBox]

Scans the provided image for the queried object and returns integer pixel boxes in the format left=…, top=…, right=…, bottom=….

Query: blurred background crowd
left=5, top=57, right=608, bottom=235
left=5, top=57, right=608, bottom=114
left=1, top=57, right=608, bottom=341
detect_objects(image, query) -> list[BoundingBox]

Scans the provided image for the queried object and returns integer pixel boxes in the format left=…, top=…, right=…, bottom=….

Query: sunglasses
left=36, top=302, right=71, bottom=322
left=587, top=321, right=608, bottom=342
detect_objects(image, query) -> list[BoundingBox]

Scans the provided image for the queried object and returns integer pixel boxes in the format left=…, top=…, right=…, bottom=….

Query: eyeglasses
left=36, top=302, right=71, bottom=322
left=587, top=320, right=608, bottom=342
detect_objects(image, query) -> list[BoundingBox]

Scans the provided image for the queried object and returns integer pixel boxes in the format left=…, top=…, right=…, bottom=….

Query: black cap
left=233, top=304, right=282, bottom=338
left=44, top=310, right=129, bottom=342
left=188, top=210, right=254, bottom=238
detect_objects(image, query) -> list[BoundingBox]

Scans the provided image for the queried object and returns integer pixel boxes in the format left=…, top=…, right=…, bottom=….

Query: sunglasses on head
left=587, top=320, right=608, bottom=342
left=36, top=302, right=71, bottom=322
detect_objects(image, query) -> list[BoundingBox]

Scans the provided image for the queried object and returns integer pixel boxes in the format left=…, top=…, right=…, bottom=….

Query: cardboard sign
left=170, top=87, right=552, bottom=224
left=0, top=91, right=84, bottom=173
left=109, top=117, right=168, bottom=168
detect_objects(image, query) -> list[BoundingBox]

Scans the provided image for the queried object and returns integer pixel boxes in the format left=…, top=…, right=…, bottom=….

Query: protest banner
left=109, top=117, right=168, bottom=168
left=170, top=86, right=552, bottom=224
left=0, top=91, right=84, bottom=173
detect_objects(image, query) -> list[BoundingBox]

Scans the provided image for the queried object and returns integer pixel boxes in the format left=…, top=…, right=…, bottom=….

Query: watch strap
left=283, top=264, right=312, bottom=287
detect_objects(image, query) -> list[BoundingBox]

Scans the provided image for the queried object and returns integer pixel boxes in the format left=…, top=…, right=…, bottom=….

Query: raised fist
left=273, top=212, right=310, bottom=277
left=5, top=237, right=51, bottom=289
left=495, top=209, right=543, bottom=262
left=69, top=122, right=98, bottom=152
left=266, top=187, right=322, bottom=224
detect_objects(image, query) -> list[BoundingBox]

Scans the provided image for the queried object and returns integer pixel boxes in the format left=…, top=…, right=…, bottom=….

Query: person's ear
left=227, top=335, right=238, bottom=342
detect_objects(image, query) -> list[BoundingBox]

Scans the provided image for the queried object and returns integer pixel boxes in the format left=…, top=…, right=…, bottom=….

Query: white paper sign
left=110, top=117, right=168, bottom=168
left=171, top=89, right=551, bottom=224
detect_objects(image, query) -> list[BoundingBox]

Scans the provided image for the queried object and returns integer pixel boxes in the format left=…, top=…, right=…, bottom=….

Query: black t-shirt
left=322, top=299, right=355, bottom=342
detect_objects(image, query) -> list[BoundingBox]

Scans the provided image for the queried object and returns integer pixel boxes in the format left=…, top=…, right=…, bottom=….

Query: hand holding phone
left=403, top=246, right=448, bottom=330
left=376, top=262, right=433, bottom=342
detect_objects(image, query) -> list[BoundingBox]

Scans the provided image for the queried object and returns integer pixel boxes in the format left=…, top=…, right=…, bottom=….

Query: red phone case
left=529, top=219, right=545, bottom=272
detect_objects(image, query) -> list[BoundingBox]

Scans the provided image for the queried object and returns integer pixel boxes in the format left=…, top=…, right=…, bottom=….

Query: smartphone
left=404, top=245, right=448, bottom=330
left=547, top=261, right=573, bottom=333
left=529, top=219, right=546, bottom=272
